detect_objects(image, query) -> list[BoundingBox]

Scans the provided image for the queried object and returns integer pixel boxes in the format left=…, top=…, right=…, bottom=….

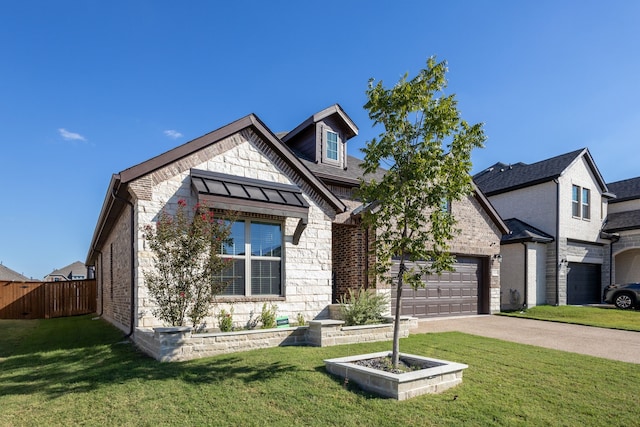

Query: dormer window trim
left=321, top=127, right=341, bottom=166
left=326, top=130, right=339, bottom=161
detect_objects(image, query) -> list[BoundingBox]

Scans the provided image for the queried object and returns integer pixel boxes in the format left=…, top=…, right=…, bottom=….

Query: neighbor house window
left=582, top=188, right=590, bottom=219
left=572, top=185, right=590, bottom=220
left=572, top=185, right=580, bottom=217
left=220, top=220, right=282, bottom=296
left=326, top=131, right=339, bottom=161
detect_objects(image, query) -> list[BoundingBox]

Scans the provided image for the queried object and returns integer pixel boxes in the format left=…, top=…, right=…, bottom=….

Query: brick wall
left=96, top=206, right=133, bottom=333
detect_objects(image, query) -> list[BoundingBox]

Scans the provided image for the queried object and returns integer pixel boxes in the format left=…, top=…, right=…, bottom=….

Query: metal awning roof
left=190, top=169, right=309, bottom=220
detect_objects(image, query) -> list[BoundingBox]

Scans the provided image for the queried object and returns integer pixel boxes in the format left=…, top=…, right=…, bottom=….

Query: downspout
left=111, top=186, right=136, bottom=339
left=522, top=242, right=528, bottom=310
left=93, top=249, right=104, bottom=316
left=554, top=179, right=560, bottom=305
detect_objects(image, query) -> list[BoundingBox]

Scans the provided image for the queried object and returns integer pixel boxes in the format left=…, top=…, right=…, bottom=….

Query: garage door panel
left=567, top=263, right=601, bottom=305
left=392, top=257, right=483, bottom=318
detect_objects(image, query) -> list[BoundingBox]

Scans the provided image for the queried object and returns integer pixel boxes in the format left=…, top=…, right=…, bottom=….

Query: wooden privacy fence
left=0, top=280, right=96, bottom=319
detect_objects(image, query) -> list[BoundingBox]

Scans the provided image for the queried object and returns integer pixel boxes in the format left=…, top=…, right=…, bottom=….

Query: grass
left=499, top=305, right=640, bottom=331
left=1, top=315, right=639, bottom=426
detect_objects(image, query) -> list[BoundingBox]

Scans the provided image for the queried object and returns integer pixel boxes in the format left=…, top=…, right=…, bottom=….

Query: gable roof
left=44, top=261, right=87, bottom=280
left=0, top=263, right=30, bottom=281
left=607, top=176, right=640, bottom=203
left=474, top=148, right=610, bottom=197
left=501, top=218, right=554, bottom=244
left=603, top=209, right=640, bottom=233
left=281, top=104, right=358, bottom=143
left=87, top=114, right=347, bottom=265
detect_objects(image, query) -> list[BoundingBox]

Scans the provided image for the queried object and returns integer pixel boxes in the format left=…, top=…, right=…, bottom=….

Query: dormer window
left=326, top=131, right=339, bottom=161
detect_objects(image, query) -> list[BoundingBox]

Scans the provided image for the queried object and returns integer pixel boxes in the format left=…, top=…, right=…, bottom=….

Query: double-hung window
left=581, top=188, right=590, bottom=219
left=220, top=220, right=282, bottom=296
left=326, top=131, right=339, bottom=161
left=572, top=185, right=590, bottom=220
left=572, top=185, right=580, bottom=217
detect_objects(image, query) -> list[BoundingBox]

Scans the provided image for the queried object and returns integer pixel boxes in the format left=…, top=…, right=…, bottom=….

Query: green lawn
left=499, top=305, right=640, bottom=331
left=1, top=315, right=638, bottom=426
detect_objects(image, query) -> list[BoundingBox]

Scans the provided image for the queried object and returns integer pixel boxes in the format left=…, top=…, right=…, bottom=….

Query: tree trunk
left=391, top=262, right=405, bottom=368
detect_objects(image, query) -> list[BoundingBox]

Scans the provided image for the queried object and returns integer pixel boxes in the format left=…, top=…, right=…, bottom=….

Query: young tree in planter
left=359, top=57, right=486, bottom=368
left=143, top=199, right=234, bottom=329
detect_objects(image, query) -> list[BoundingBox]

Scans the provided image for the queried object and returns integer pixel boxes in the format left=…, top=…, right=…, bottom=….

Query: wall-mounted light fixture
left=492, top=254, right=503, bottom=262
left=559, top=258, right=568, bottom=267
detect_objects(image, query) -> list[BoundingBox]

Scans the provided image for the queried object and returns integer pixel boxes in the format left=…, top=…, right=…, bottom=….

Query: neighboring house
left=474, top=148, right=616, bottom=310
left=0, top=263, right=30, bottom=281
left=44, top=261, right=87, bottom=281
left=603, top=177, right=640, bottom=285
left=85, top=104, right=507, bottom=338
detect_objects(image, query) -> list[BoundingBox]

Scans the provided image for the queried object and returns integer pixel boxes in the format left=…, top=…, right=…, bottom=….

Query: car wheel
left=614, top=293, right=634, bottom=309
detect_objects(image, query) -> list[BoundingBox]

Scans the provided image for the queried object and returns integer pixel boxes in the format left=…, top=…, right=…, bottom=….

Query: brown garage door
left=391, top=257, right=483, bottom=318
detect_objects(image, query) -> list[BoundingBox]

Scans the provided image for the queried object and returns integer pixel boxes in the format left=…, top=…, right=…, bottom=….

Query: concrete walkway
left=411, top=315, right=640, bottom=364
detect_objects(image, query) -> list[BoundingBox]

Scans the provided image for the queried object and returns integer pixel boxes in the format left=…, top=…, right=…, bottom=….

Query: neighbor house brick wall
left=127, top=129, right=336, bottom=330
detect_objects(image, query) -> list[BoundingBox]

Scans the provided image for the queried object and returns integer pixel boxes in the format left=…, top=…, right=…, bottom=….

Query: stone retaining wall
left=134, top=317, right=415, bottom=362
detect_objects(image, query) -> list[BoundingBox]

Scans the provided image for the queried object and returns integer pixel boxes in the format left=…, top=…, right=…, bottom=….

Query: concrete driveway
left=411, top=315, right=640, bottom=364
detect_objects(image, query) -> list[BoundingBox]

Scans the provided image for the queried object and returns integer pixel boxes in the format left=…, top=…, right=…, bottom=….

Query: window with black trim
left=220, top=220, right=282, bottom=296
left=326, top=130, right=339, bottom=161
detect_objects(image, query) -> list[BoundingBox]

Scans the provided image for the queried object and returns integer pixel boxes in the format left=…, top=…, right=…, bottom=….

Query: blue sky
left=2, top=1, right=639, bottom=279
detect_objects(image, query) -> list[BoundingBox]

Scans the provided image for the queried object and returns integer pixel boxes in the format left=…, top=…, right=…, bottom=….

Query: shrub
left=216, top=307, right=234, bottom=332
left=142, top=200, right=234, bottom=328
left=296, top=312, right=306, bottom=326
left=260, top=303, right=278, bottom=329
left=339, top=288, right=388, bottom=326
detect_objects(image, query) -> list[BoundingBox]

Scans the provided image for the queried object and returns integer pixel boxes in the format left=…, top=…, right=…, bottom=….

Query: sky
left=1, top=1, right=639, bottom=279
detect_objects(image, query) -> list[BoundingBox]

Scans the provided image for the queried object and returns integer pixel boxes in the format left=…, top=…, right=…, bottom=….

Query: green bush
left=339, top=288, right=388, bottom=326
left=260, top=303, right=278, bottom=329
left=216, top=307, right=234, bottom=332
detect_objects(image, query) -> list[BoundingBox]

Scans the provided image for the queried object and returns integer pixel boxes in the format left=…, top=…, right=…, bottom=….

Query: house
left=44, top=261, right=88, bottom=281
left=85, top=105, right=507, bottom=338
left=0, top=262, right=30, bottom=281
left=603, top=176, right=640, bottom=284
left=474, top=148, right=616, bottom=310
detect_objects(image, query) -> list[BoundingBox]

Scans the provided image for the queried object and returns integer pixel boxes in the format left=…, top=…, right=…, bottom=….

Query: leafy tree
left=359, top=57, right=486, bottom=367
left=142, top=199, right=234, bottom=329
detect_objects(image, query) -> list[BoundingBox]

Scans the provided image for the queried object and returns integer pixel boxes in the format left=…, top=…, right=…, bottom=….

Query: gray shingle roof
left=607, top=177, right=640, bottom=203
left=45, top=261, right=86, bottom=280
left=474, top=148, right=587, bottom=196
left=501, top=218, right=554, bottom=244
left=296, top=153, right=387, bottom=185
left=0, top=263, right=30, bottom=281
left=603, top=209, right=640, bottom=232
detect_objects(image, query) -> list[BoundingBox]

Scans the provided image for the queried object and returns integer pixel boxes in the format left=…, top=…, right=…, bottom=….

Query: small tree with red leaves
left=142, top=199, right=234, bottom=329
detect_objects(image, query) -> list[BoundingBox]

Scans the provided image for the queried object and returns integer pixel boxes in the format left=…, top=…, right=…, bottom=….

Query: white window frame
left=581, top=187, right=590, bottom=220
left=220, top=219, right=284, bottom=297
left=325, top=130, right=339, bottom=162
left=571, top=185, right=591, bottom=220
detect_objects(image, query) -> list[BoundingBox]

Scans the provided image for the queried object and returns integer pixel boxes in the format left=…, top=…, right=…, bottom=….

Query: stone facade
left=129, top=129, right=335, bottom=331
left=135, top=317, right=414, bottom=362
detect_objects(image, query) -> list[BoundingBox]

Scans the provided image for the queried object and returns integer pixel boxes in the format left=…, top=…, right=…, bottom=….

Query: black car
left=603, top=283, right=640, bottom=309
